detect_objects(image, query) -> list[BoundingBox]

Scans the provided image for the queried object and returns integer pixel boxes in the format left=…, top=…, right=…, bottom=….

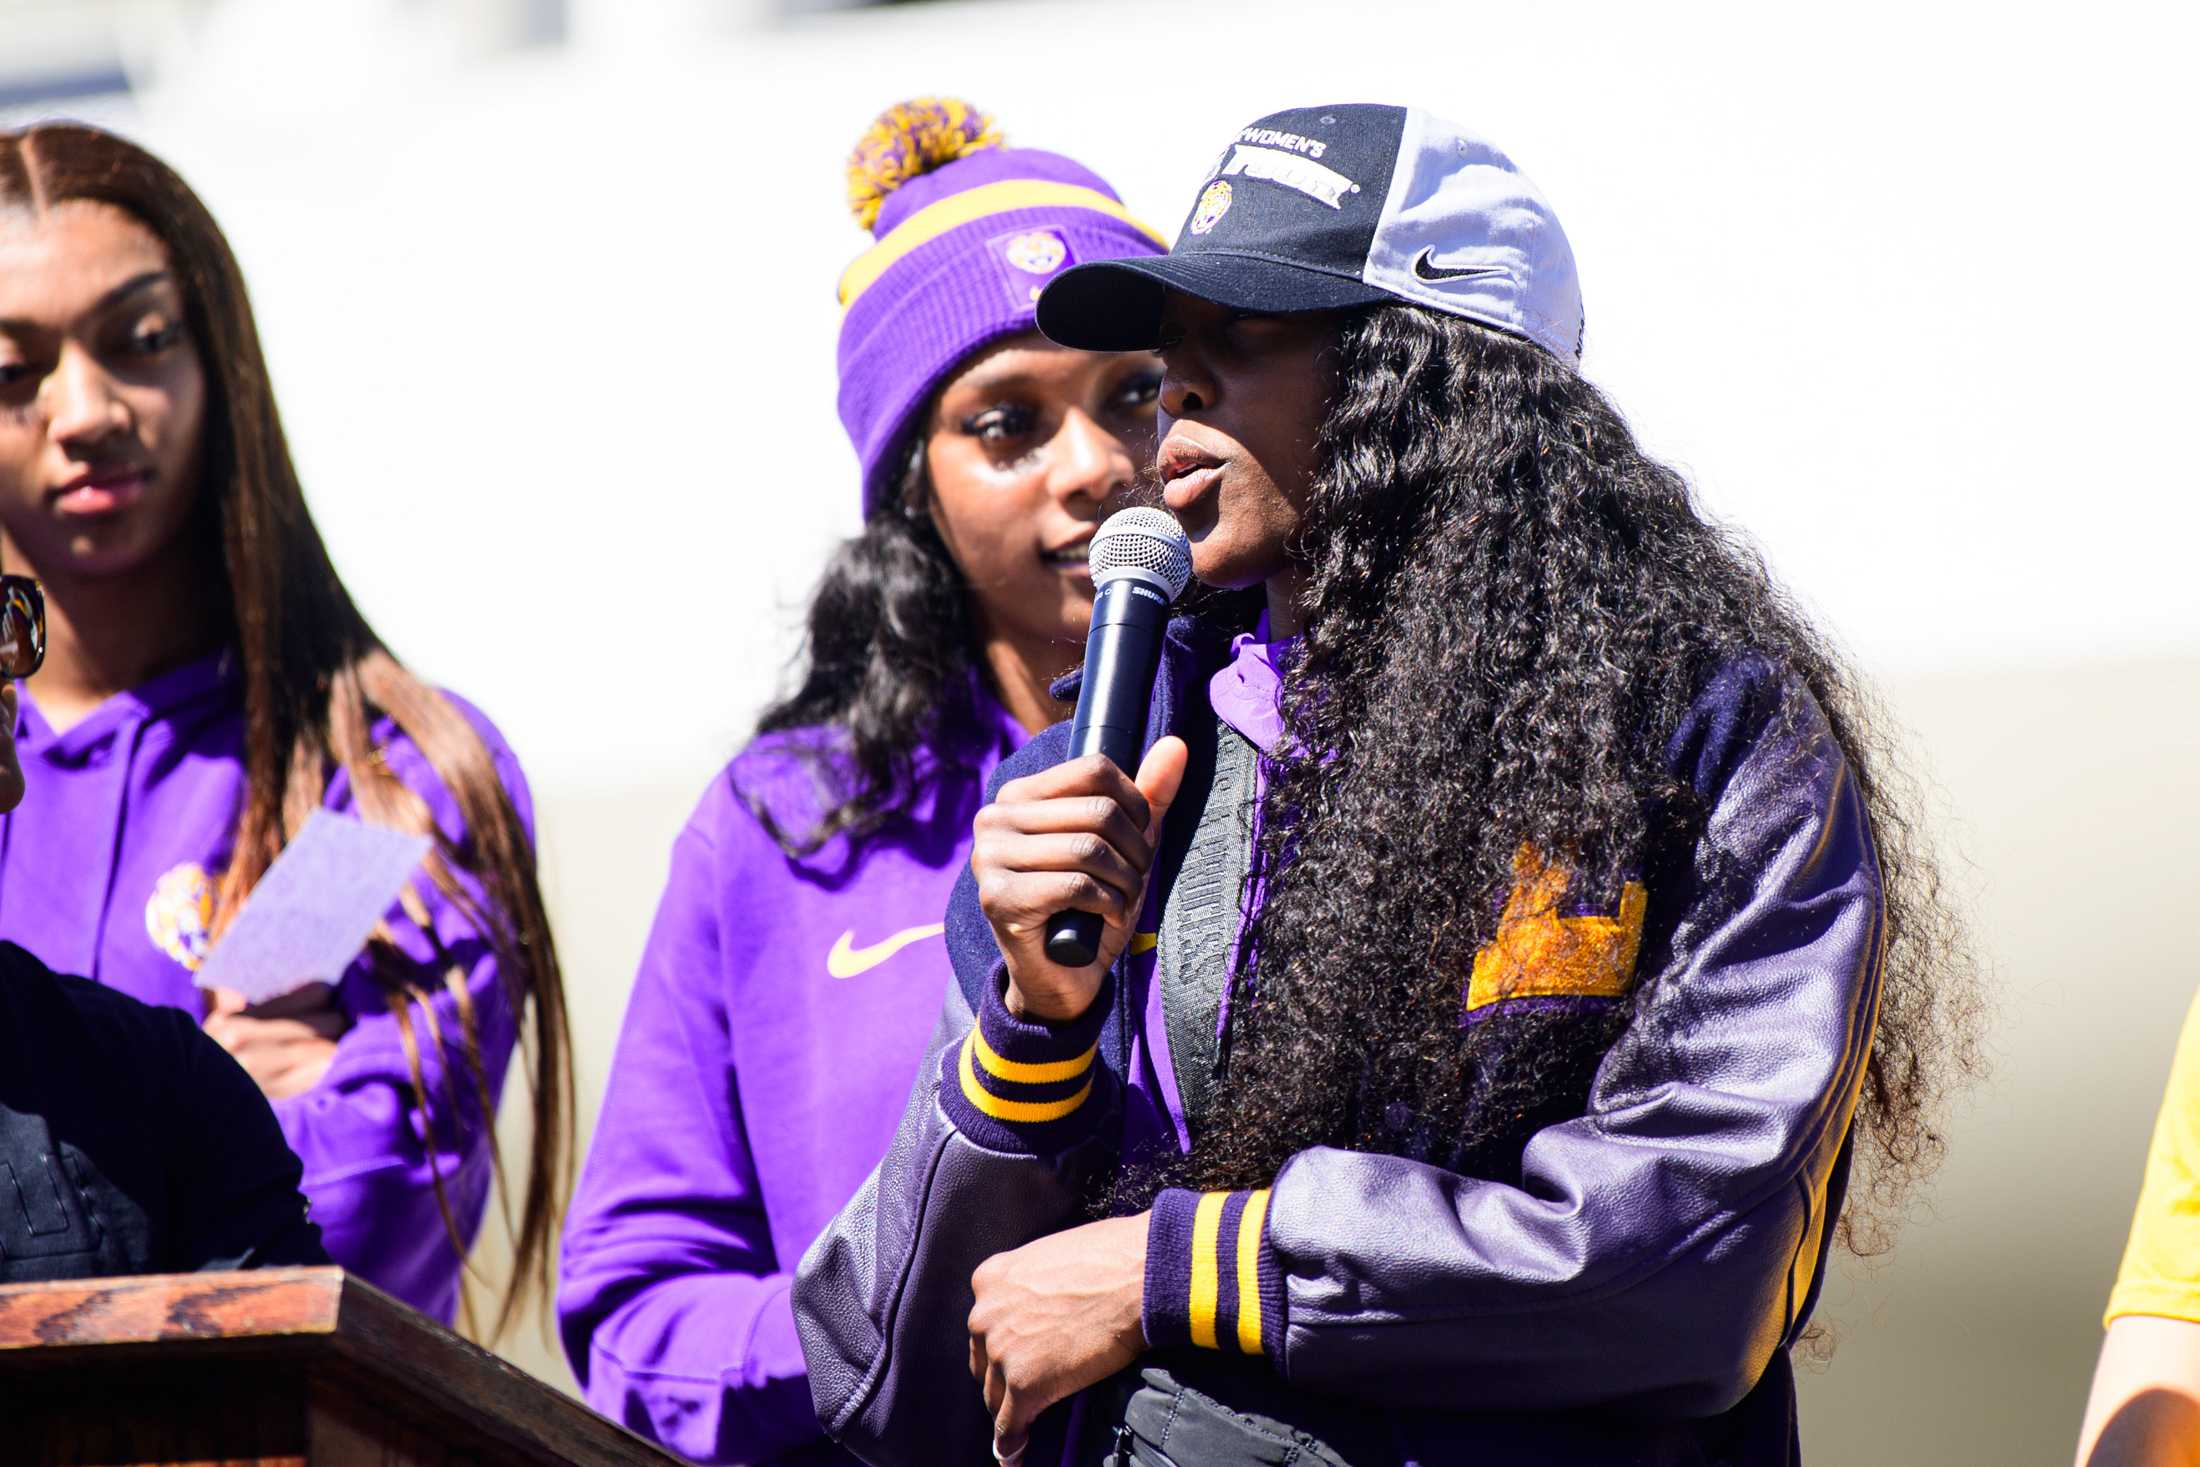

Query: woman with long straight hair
left=555, top=101, right=1170, bottom=1463
left=0, top=122, right=572, bottom=1335
left=794, top=104, right=1980, bottom=1466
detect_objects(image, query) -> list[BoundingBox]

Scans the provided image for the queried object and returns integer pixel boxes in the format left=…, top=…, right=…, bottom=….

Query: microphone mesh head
left=1089, top=507, right=1193, bottom=602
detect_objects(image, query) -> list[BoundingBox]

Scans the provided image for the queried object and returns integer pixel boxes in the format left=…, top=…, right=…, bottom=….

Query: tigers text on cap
left=1037, top=104, right=1583, bottom=362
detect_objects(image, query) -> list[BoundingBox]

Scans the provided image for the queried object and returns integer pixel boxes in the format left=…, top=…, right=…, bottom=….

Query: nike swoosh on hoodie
left=827, top=923, right=947, bottom=979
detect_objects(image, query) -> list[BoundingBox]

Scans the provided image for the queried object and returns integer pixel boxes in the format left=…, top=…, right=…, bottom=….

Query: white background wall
left=8, top=1, right=2199, bottom=1460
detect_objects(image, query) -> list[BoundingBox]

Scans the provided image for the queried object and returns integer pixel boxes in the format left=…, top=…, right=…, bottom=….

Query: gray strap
left=1157, top=721, right=1258, bottom=1133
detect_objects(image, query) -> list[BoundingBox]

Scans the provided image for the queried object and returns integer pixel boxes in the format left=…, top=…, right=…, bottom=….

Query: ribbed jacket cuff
left=1142, top=1187, right=1284, bottom=1364
left=939, top=964, right=1115, bottom=1156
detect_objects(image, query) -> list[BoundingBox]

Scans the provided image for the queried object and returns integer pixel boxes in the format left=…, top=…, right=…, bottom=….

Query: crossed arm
left=2077, top=1317, right=2200, bottom=1467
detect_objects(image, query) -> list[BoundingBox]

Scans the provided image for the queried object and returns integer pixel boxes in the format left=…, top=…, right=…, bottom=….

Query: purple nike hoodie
left=557, top=693, right=1027, bottom=1464
left=0, top=651, right=532, bottom=1324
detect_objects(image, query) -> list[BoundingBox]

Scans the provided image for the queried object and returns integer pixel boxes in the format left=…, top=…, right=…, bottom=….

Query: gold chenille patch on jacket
left=1466, top=848, right=1647, bottom=1014
left=146, top=861, right=216, bottom=972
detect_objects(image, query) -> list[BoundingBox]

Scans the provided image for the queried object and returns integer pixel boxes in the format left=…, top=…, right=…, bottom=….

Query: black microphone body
left=1041, top=511, right=1191, bottom=968
left=1067, top=575, right=1172, bottom=770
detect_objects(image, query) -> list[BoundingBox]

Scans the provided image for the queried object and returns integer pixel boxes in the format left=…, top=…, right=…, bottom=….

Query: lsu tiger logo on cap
left=1189, top=180, right=1233, bottom=236
left=146, top=861, right=215, bottom=972
left=1003, top=229, right=1069, bottom=276
left=990, top=227, right=1080, bottom=307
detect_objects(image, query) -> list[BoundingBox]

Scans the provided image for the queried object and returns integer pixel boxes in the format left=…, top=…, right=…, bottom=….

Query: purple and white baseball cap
left=1038, top=104, right=1583, bottom=362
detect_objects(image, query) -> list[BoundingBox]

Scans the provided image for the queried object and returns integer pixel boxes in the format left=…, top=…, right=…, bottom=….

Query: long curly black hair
left=1160, top=304, right=1978, bottom=1257
left=742, top=447, right=986, bottom=856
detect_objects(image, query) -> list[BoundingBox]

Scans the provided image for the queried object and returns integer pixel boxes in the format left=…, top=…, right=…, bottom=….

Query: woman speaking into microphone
left=794, top=104, right=1978, bottom=1466
left=0, top=124, right=573, bottom=1334
left=556, top=100, right=1169, bottom=1463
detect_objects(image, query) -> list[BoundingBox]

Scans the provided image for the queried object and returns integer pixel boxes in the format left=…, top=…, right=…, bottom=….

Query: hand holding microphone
left=970, top=509, right=1193, bottom=1022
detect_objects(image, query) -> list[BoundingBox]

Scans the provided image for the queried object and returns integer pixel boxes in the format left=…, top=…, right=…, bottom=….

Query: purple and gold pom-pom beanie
left=835, top=98, right=1165, bottom=517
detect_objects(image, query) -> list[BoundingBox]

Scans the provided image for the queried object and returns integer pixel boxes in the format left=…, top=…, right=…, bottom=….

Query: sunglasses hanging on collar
left=1, top=576, right=45, bottom=682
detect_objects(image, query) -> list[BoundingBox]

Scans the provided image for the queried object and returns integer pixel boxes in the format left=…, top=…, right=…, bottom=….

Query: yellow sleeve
left=2107, top=986, right=2200, bottom=1327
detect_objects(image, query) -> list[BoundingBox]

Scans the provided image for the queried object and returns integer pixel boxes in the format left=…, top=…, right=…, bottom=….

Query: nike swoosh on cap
left=827, top=923, right=946, bottom=979
left=1410, top=248, right=1506, bottom=284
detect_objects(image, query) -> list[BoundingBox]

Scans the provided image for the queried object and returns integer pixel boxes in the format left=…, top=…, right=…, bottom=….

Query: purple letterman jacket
left=792, top=617, right=1885, bottom=1466
left=0, top=651, right=533, bottom=1324
left=558, top=693, right=1026, bottom=1464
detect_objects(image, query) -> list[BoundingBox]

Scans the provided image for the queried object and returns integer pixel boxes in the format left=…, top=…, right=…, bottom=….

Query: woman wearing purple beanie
left=556, top=100, right=1168, bottom=1464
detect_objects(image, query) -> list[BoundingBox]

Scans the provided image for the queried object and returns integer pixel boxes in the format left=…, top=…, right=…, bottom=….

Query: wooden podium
left=0, top=1266, right=681, bottom=1465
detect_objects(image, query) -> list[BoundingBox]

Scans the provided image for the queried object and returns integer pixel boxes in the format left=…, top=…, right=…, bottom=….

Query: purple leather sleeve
left=1261, top=667, right=1884, bottom=1414
left=792, top=728, right=1119, bottom=1467
left=792, top=983, right=1115, bottom=1467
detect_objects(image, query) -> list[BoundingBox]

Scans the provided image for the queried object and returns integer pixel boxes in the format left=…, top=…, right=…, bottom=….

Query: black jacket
left=0, top=940, right=327, bottom=1281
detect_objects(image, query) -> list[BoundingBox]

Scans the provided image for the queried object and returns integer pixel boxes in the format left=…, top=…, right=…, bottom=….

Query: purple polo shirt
left=1206, top=617, right=1289, bottom=758
left=558, top=694, right=1026, bottom=1464
left=0, top=651, right=534, bottom=1323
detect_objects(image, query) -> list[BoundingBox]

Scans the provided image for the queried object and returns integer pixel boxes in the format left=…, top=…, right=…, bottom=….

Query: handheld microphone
left=1043, top=507, right=1194, bottom=968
